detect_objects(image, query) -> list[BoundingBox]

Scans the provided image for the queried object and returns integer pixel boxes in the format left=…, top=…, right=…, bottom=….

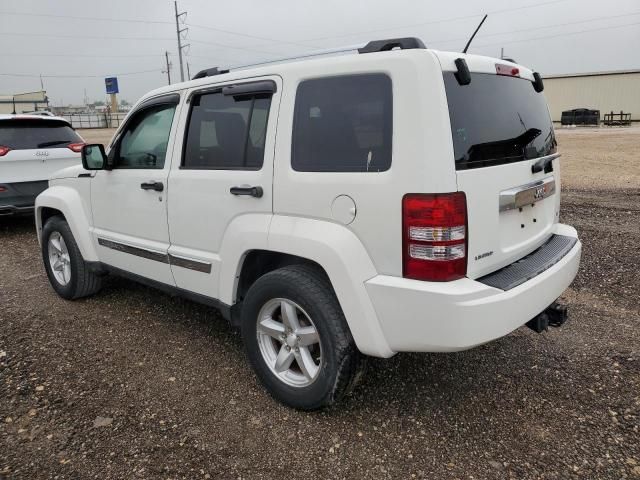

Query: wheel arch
left=35, top=186, right=98, bottom=261
left=221, top=215, right=394, bottom=358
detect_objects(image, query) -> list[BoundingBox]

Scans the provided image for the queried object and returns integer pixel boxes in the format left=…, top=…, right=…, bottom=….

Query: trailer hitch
left=526, top=302, right=568, bottom=333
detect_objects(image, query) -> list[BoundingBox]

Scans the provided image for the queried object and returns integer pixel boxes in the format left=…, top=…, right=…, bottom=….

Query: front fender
left=219, top=215, right=394, bottom=358
left=35, top=185, right=97, bottom=262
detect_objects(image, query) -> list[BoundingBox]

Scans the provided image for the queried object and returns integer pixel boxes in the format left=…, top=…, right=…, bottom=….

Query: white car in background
left=0, top=114, right=84, bottom=216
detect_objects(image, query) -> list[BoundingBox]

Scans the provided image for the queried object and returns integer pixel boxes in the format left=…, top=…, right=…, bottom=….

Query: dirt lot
left=1, top=127, right=639, bottom=479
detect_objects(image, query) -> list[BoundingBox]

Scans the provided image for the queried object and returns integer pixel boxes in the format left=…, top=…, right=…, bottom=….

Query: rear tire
left=241, top=264, right=364, bottom=410
left=42, top=216, right=102, bottom=300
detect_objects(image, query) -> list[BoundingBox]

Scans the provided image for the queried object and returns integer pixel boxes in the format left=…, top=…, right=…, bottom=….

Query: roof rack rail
left=192, top=67, right=230, bottom=80
left=188, top=37, right=427, bottom=82
left=358, top=37, right=426, bottom=54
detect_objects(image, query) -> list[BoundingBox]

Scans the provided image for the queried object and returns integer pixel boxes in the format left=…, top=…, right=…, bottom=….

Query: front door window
left=115, top=105, right=176, bottom=169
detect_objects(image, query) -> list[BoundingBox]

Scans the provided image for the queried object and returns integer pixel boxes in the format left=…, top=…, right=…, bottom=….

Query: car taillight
left=0, top=146, right=10, bottom=157
left=402, top=192, right=467, bottom=282
left=67, top=143, right=85, bottom=153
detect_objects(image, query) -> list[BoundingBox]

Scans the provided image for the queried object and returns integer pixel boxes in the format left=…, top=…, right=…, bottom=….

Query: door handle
left=230, top=185, right=263, bottom=198
left=140, top=181, right=164, bottom=192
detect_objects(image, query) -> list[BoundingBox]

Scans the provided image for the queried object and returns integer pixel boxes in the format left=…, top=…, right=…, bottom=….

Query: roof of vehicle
left=0, top=114, right=72, bottom=125
left=135, top=38, right=537, bottom=106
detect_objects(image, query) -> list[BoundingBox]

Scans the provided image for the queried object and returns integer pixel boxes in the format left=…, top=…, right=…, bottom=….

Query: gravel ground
left=1, top=129, right=639, bottom=479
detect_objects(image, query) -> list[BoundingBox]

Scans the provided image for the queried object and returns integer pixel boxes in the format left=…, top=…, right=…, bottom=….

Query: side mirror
left=81, top=144, right=107, bottom=170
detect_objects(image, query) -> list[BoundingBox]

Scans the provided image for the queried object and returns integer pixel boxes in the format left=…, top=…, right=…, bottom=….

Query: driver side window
left=114, top=104, right=176, bottom=169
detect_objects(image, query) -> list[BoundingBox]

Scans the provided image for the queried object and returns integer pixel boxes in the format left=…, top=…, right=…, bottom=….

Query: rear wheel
left=241, top=264, right=364, bottom=410
left=42, top=216, right=102, bottom=300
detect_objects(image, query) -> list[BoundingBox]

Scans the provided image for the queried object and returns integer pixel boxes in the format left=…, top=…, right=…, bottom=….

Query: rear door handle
left=230, top=185, right=263, bottom=198
left=140, top=181, right=164, bottom=192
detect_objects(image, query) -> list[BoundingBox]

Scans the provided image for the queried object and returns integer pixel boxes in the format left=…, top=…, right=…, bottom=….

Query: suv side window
left=292, top=74, right=392, bottom=172
left=182, top=91, right=272, bottom=170
left=114, top=104, right=176, bottom=169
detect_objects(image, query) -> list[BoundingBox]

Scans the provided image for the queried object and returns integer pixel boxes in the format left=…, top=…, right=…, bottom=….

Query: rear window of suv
left=292, top=73, right=392, bottom=172
left=443, top=72, right=556, bottom=170
left=0, top=119, right=82, bottom=150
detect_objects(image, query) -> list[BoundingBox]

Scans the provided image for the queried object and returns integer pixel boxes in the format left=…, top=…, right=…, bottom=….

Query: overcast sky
left=1, top=0, right=638, bottom=105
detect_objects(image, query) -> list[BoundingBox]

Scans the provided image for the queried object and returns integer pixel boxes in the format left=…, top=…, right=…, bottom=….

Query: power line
left=0, top=69, right=161, bottom=79
left=0, top=52, right=172, bottom=59
left=0, top=8, right=312, bottom=51
left=428, top=10, right=640, bottom=45
left=0, top=10, right=173, bottom=25
left=0, top=30, right=278, bottom=56
left=188, top=38, right=275, bottom=55
left=187, top=22, right=315, bottom=49
left=300, top=0, right=572, bottom=43
left=0, top=31, right=176, bottom=42
left=472, top=20, right=640, bottom=49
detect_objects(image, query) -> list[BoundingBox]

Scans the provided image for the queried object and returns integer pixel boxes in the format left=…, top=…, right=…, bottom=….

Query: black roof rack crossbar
left=192, top=67, right=230, bottom=80
left=358, top=37, right=426, bottom=54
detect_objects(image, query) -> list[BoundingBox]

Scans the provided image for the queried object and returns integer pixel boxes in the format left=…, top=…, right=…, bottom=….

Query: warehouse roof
left=544, top=69, right=640, bottom=79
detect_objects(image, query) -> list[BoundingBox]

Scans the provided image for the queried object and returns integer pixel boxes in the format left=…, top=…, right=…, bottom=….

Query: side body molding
left=35, top=185, right=98, bottom=261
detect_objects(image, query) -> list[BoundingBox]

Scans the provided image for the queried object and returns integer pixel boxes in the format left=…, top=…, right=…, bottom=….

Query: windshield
left=0, top=120, right=82, bottom=150
left=443, top=72, right=556, bottom=170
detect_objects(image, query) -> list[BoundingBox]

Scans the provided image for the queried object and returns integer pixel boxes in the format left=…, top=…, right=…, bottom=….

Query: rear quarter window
left=292, top=73, right=392, bottom=172
left=0, top=120, right=82, bottom=150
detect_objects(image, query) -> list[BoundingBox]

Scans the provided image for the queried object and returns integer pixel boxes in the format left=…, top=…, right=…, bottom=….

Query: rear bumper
left=365, top=224, right=581, bottom=353
left=0, top=181, right=48, bottom=216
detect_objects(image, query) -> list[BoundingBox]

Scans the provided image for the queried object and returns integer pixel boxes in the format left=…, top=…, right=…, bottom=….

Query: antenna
left=462, top=14, right=488, bottom=54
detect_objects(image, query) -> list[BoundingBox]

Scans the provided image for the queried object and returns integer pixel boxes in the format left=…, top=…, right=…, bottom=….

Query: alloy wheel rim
left=256, top=298, right=323, bottom=388
left=48, top=232, right=71, bottom=286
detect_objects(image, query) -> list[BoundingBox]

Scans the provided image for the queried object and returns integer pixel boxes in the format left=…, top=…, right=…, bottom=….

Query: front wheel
left=241, top=264, right=364, bottom=410
left=42, top=216, right=102, bottom=300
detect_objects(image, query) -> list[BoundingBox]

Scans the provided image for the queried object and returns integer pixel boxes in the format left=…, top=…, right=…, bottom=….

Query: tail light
left=0, top=146, right=10, bottom=157
left=67, top=143, right=85, bottom=153
left=402, top=192, right=467, bottom=282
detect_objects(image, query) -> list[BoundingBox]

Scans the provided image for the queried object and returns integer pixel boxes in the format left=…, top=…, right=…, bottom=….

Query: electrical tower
left=174, top=1, right=189, bottom=82
left=163, top=51, right=172, bottom=85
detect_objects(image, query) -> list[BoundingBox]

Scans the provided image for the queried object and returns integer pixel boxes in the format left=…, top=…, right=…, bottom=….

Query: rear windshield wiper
left=461, top=128, right=542, bottom=164
left=37, top=140, right=70, bottom=148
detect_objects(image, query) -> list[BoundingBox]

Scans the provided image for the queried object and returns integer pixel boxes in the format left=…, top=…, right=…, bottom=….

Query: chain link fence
left=61, top=113, right=128, bottom=129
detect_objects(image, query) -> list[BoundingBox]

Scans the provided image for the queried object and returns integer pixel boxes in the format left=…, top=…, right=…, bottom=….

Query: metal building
left=0, top=90, right=49, bottom=114
left=543, top=70, right=640, bottom=123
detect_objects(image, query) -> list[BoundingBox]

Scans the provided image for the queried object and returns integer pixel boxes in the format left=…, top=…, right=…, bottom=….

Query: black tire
left=42, top=215, right=102, bottom=300
left=241, top=264, right=364, bottom=410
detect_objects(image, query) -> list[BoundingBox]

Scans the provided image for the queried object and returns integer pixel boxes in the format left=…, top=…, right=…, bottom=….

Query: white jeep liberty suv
left=36, top=38, right=581, bottom=410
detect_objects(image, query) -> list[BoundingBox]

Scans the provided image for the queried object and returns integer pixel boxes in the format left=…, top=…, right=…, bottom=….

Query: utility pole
left=186, top=62, right=191, bottom=81
left=174, top=1, right=188, bottom=82
left=500, top=47, right=504, bottom=59
left=164, top=51, right=172, bottom=85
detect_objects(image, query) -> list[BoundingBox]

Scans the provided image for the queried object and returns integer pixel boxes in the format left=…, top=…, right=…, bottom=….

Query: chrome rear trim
left=499, top=175, right=556, bottom=212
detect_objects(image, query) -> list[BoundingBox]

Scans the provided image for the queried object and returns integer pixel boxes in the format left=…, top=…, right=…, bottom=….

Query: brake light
left=402, top=192, right=467, bottom=281
left=0, top=146, right=10, bottom=157
left=495, top=64, right=520, bottom=77
left=67, top=143, right=85, bottom=153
